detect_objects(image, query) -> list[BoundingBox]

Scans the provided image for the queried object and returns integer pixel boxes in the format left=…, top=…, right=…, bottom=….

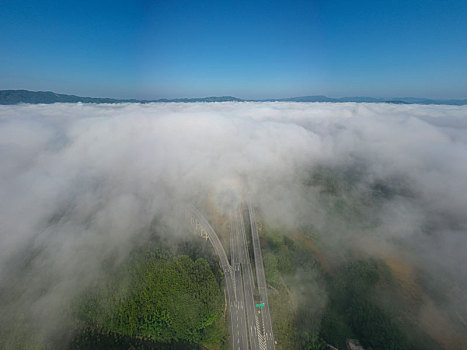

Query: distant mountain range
left=1, top=90, right=466, bottom=105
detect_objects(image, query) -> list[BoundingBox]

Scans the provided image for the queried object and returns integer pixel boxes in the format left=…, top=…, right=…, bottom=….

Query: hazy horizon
left=2, top=88, right=467, bottom=103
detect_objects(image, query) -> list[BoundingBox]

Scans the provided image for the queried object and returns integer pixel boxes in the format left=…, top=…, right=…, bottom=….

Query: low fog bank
left=1, top=102, right=466, bottom=346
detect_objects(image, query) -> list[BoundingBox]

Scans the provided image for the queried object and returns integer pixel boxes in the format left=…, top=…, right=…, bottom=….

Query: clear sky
left=1, top=0, right=466, bottom=99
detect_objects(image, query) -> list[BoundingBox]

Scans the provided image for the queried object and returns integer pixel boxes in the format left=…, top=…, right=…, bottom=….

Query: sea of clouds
left=1, top=102, right=466, bottom=345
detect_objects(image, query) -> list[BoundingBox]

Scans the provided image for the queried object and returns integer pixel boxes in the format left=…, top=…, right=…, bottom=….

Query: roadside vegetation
left=261, top=166, right=446, bottom=350
left=70, top=236, right=227, bottom=349
left=261, top=226, right=444, bottom=350
left=0, top=235, right=227, bottom=350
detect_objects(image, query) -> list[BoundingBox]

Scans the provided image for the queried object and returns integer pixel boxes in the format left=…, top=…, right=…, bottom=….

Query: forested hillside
left=70, top=243, right=226, bottom=349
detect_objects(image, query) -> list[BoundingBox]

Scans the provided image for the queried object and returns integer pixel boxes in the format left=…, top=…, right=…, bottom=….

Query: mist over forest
left=1, top=102, right=466, bottom=349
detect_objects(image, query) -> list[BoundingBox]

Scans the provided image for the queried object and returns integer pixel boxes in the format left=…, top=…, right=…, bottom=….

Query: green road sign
left=256, top=303, right=265, bottom=308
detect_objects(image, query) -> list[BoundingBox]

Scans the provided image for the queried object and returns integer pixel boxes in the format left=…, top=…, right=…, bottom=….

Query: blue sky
left=1, top=0, right=466, bottom=99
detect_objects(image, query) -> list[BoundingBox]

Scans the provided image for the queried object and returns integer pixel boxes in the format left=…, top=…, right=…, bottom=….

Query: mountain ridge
left=1, top=90, right=466, bottom=105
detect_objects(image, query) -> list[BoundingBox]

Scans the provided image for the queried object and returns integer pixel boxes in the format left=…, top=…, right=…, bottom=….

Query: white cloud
left=1, top=101, right=467, bottom=345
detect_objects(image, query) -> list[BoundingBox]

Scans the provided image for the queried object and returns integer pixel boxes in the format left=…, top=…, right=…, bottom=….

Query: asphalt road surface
left=232, top=208, right=260, bottom=350
left=248, top=202, right=276, bottom=350
left=230, top=210, right=250, bottom=350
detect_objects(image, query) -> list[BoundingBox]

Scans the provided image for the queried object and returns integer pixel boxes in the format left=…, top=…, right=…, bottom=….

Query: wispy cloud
left=1, top=102, right=466, bottom=346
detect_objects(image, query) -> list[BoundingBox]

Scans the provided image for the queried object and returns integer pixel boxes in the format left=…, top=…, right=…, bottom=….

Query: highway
left=232, top=208, right=260, bottom=350
left=190, top=203, right=275, bottom=350
left=248, top=202, right=275, bottom=350
left=230, top=210, right=249, bottom=350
